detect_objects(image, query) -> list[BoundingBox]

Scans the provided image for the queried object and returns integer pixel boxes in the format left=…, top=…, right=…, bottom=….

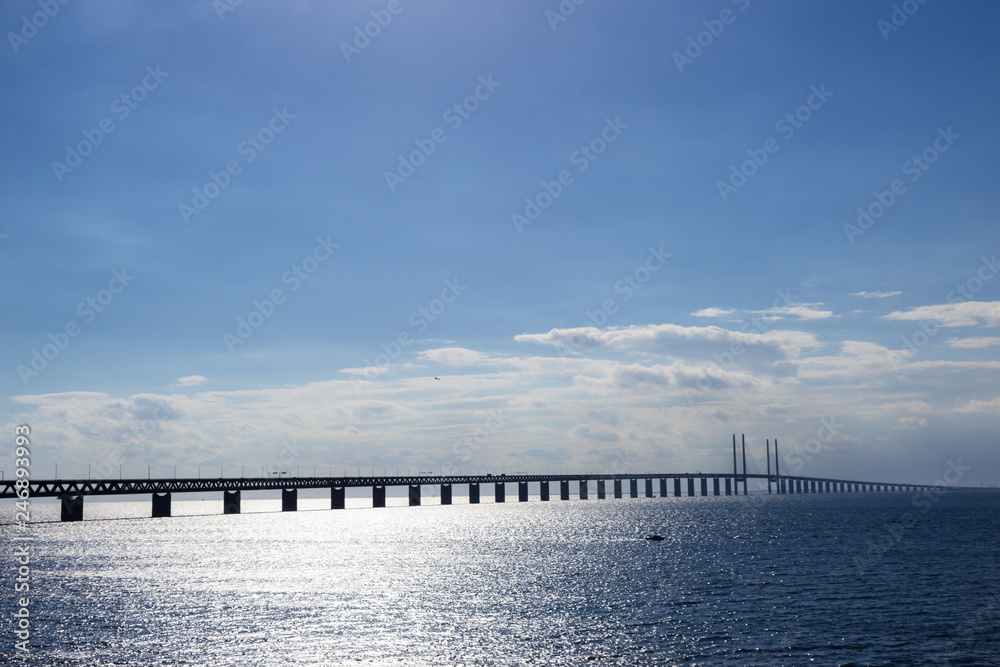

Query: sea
left=2, top=490, right=999, bottom=666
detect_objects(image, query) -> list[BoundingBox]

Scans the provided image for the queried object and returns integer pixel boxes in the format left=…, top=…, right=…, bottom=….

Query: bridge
left=1, top=435, right=984, bottom=521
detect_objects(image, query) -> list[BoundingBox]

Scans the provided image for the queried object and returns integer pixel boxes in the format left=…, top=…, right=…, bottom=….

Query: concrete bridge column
left=645, top=478, right=653, bottom=498
left=518, top=482, right=529, bottom=502
left=629, top=479, right=638, bottom=498
left=561, top=480, right=571, bottom=500
left=687, top=478, right=695, bottom=496
left=613, top=479, right=622, bottom=498
left=224, top=490, right=241, bottom=514
left=795, top=479, right=802, bottom=493
left=409, top=485, right=421, bottom=506
left=597, top=480, right=606, bottom=499
left=495, top=482, right=505, bottom=503
left=152, top=492, right=171, bottom=518
left=60, top=494, right=84, bottom=522
left=373, top=486, right=386, bottom=508
left=282, top=488, right=298, bottom=511
left=811, top=481, right=817, bottom=493
left=701, top=478, right=708, bottom=496
left=540, top=481, right=550, bottom=501
left=725, top=477, right=732, bottom=495
left=331, top=486, right=345, bottom=509
left=580, top=481, right=588, bottom=500
left=469, top=482, right=480, bottom=504
left=441, top=484, right=452, bottom=505
left=712, top=477, right=719, bottom=495
left=660, top=478, right=668, bottom=497
left=674, top=478, right=682, bottom=497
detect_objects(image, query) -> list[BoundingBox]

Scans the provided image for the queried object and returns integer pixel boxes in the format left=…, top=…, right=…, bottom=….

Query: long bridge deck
left=2, top=471, right=984, bottom=522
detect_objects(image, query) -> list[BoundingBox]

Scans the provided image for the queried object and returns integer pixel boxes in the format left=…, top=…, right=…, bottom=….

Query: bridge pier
left=282, top=488, right=298, bottom=511
left=561, top=480, right=570, bottom=500
left=441, top=484, right=452, bottom=505
left=701, top=478, right=708, bottom=496
left=725, top=477, right=732, bottom=495
left=60, top=494, right=84, bottom=522
left=645, top=478, right=653, bottom=498
left=152, top=492, right=171, bottom=518
left=224, top=490, right=241, bottom=514
left=629, top=479, right=638, bottom=498
left=495, top=482, right=505, bottom=503
left=331, top=486, right=345, bottom=509
left=580, top=480, right=588, bottom=500
left=613, top=479, right=622, bottom=498
left=409, top=484, right=421, bottom=506
left=597, top=480, right=606, bottom=499
left=674, top=478, right=682, bottom=497
left=687, top=477, right=695, bottom=497
left=540, top=481, right=550, bottom=501
left=796, top=479, right=802, bottom=493
left=811, top=480, right=817, bottom=493
left=713, top=477, right=720, bottom=496
left=373, top=485, right=386, bottom=508
left=659, top=478, right=667, bottom=497
left=519, top=481, right=529, bottom=502
left=469, top=482, right=480, bottom=504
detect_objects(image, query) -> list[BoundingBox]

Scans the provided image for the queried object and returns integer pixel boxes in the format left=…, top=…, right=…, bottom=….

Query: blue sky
left=2, top=0, right=999, bottom=485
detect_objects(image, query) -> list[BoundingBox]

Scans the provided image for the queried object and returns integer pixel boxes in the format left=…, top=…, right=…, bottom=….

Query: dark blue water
left=3, top=492, right=999, bottom=665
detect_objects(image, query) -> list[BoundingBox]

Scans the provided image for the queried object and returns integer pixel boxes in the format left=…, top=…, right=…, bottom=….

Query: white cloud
left=954, top=396, right=1000, bottom=413
left=514, top=323, right=821, bottom=360
left=944, top=336, right=1000, bottom=349
left=894, top=416, right=927, bottom=429
left=691, top=307, right=736, bottom=318
left=176, top=375, right=208, bottom=387
left=418, top=347, right=491, bottom=366
left=850, top=290, right=902, bottom=299
left=882, top=301, right=1000, bottom=327
left=748, top=303, right=834, bottom=320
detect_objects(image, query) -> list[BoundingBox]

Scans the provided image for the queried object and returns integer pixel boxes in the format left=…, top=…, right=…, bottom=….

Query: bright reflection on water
left=2, top=493, right=999, bottom=665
